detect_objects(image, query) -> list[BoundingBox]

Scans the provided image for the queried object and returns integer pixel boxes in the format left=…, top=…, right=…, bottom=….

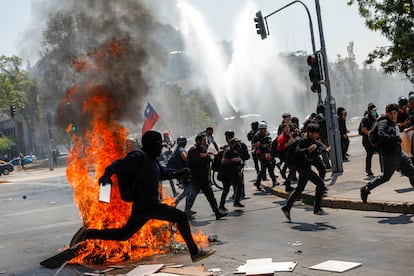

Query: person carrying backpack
left=69, top=131, right=216, bottom=263
left=360, top=104, right=414, bottom=203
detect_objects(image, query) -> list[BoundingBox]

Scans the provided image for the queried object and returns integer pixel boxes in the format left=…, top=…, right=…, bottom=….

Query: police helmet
left=176, top=136, right=187, bottom=147
left=398, top=96, right=408, bottom=106
left=258, top=121, right=267, bottom=129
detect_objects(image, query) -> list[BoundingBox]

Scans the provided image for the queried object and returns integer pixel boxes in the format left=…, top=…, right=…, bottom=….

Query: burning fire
left=60, top=39, right=207, bottom=265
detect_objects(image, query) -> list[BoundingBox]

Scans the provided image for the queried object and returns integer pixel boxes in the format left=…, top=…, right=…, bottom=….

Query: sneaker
left=233, top=203, right=245, bottom=207
left=281, top=206, right=291, bottom=222
left=314, top=209, right=329, bottom=215
left=190, top=210, right=197, bottom=214
left=219, top=207, right=229, bottom=212
left=191, top=248, right=216, bottom=262
left=70, top=226, right=88, bottom=247
left=215, top=212, right=227, bottom=220
left=360, top=187, right=370, bottom=203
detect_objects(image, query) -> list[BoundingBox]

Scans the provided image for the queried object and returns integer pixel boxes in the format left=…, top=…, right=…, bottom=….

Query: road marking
left=0, top=204, right=76, bottom=218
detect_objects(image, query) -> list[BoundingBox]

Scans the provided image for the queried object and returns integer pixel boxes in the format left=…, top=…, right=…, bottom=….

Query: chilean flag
left=142, top=102, right=160, bottom=134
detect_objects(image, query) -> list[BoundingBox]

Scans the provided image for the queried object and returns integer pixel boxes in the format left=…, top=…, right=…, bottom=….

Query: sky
left=0, top=0, right=389, bottom=67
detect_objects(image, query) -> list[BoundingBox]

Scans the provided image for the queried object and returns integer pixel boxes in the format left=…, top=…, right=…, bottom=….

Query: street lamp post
left=315, top=0, right=343, bottom=173
left=255, top=0, right=343, bottom=173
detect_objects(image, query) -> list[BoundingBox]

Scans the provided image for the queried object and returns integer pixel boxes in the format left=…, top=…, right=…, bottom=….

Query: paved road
left=0, top=155, right=413, bottom=275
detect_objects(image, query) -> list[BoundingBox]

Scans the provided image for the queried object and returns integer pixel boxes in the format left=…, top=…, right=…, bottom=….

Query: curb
left=263, top=185, right=414, bottom=214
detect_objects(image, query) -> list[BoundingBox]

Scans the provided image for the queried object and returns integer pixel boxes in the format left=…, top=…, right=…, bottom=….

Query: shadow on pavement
left=365, top=214, right=413, bottom=225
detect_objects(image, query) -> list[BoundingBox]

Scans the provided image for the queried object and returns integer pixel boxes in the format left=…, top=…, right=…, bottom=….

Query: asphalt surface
left=266, top=145, right=414, bottom=214
left=1, top=135, right=413, bottom=275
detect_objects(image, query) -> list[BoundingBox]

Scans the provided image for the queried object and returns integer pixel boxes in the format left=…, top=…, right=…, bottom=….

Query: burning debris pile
left=41, top=0, right=208, bottom=265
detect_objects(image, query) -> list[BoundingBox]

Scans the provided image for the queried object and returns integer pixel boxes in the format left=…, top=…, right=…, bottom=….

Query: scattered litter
left=208, top=235, right=219, bottom=242
left=160, top=265, right=213, bottom=276
left=109, top=265, right=126, bottom=269
left=100, top=267, right=115, bottom=273
left=289, top=241, right=303, bottom=246
left=22, top=195, right=27, bottom=199
left=170, top=242, right=186, bottom=253
left=0, top=271, right=6, bottom=274
left=295, top=250, right=303, bottom=254
left=234, top=258, right=297, bottom=275
left=127, top=264, right=164, bottom=276
left=165, top=264, right=184, bottom=268
left=309, top=260, right=362, bottom=273
left=50, top=201, right=57, bottom=204
left=207, top=268, right=221, bottom=273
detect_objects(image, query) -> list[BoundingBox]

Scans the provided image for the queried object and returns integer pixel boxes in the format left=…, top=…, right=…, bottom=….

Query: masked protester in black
left=69, top=131, right=215, bottom=262
left=186, top=134, right=227, bottom=220
left=360, top=104, right=414, bottom=203
left=281, top=123, right=329, bottom=222
left=219, top=138, right=245, bottom=211
left=252, top=121, right=279, bottom=189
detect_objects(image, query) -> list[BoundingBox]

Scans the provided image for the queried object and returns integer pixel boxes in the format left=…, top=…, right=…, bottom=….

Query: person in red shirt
left=276, top=123, right=297, bottom=192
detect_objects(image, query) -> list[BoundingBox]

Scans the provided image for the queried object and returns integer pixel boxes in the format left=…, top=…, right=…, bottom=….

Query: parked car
left=0, top=160, right=14, bottom=175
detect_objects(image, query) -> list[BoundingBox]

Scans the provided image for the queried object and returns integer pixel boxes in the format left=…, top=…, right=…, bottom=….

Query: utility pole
left=315, top=0, right=343, bottom=173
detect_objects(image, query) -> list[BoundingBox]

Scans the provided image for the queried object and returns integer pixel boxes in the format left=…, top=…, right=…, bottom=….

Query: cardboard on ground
left=234, top=258, right=296, bottom=275
left=309, top=260, right=362, bottom=273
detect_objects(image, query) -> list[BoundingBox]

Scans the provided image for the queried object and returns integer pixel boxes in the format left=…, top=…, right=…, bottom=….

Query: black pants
left=284, top=168, right=325, bottom=212
left=186, top=180, right=220, bottom=216
left=366, top=151, right=414, bottom=191
left=364, top=144, right=383, bottom=174
left=311, top=157, right=326, bottom=180
left=255, top=158, right=276, bottom=187
left=341, top=136, right=350, bottom=158
left=252, top=152, right=260, bottom=176
left=220, top=172, right=242, bottom=208
left=85, top=203, right=198, bottom=255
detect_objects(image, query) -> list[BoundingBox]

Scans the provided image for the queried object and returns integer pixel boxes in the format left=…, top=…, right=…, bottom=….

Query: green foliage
left=0, top=136, right=13, bottom=153
left=0, top=55, right=38, bottom=122
left=158, top=84, right=214, bottom=137
left=348, top=0, right=414, bottom=84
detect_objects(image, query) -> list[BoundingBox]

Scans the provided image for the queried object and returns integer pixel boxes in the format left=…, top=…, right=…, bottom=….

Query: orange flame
left=63, top=39, right=207, bottom=265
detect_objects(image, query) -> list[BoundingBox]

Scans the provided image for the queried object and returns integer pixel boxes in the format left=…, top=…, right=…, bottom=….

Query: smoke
left=177, top=0, right=306, bottom=127
left=32, top=0, right=165, bottom=132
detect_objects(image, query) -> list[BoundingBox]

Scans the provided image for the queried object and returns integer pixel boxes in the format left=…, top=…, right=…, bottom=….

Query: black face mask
left=142, top=131, right=163, bottom=158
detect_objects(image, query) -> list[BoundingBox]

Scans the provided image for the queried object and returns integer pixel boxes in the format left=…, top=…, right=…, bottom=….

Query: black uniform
left=187, top=144, right=223, bottom=220
left=360, top=113, right=382, bottom=175
left=283, top=135, right=326, bottom=214
left=220, top=148, right=244, bottom=209
left=363, top=117, right=414, bottom=192
left=252, top=132, right=277, bottom=188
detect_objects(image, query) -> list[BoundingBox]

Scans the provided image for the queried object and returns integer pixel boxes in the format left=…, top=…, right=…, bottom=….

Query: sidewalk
left=262, top=150, right=414, bottom=213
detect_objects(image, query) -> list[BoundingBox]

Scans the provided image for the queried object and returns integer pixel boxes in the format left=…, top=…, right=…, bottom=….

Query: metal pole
left=264, top=0, right=316, bottom=53
left=315, top=0, right=343, bottom=173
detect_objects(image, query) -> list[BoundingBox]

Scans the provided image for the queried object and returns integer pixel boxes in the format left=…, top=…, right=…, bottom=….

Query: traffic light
left=10, top=105, right=16, bottom=118
left=254, top=11, right=267, bottom=40
left=307, top=54, right=322, bottom=93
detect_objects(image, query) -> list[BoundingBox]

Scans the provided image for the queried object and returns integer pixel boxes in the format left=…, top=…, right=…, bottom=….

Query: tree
left=0, top=56, right=39, bottom=129
left=0, top=136, right=13, bottom=156
left=348, top=0, right=414, bottom=84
